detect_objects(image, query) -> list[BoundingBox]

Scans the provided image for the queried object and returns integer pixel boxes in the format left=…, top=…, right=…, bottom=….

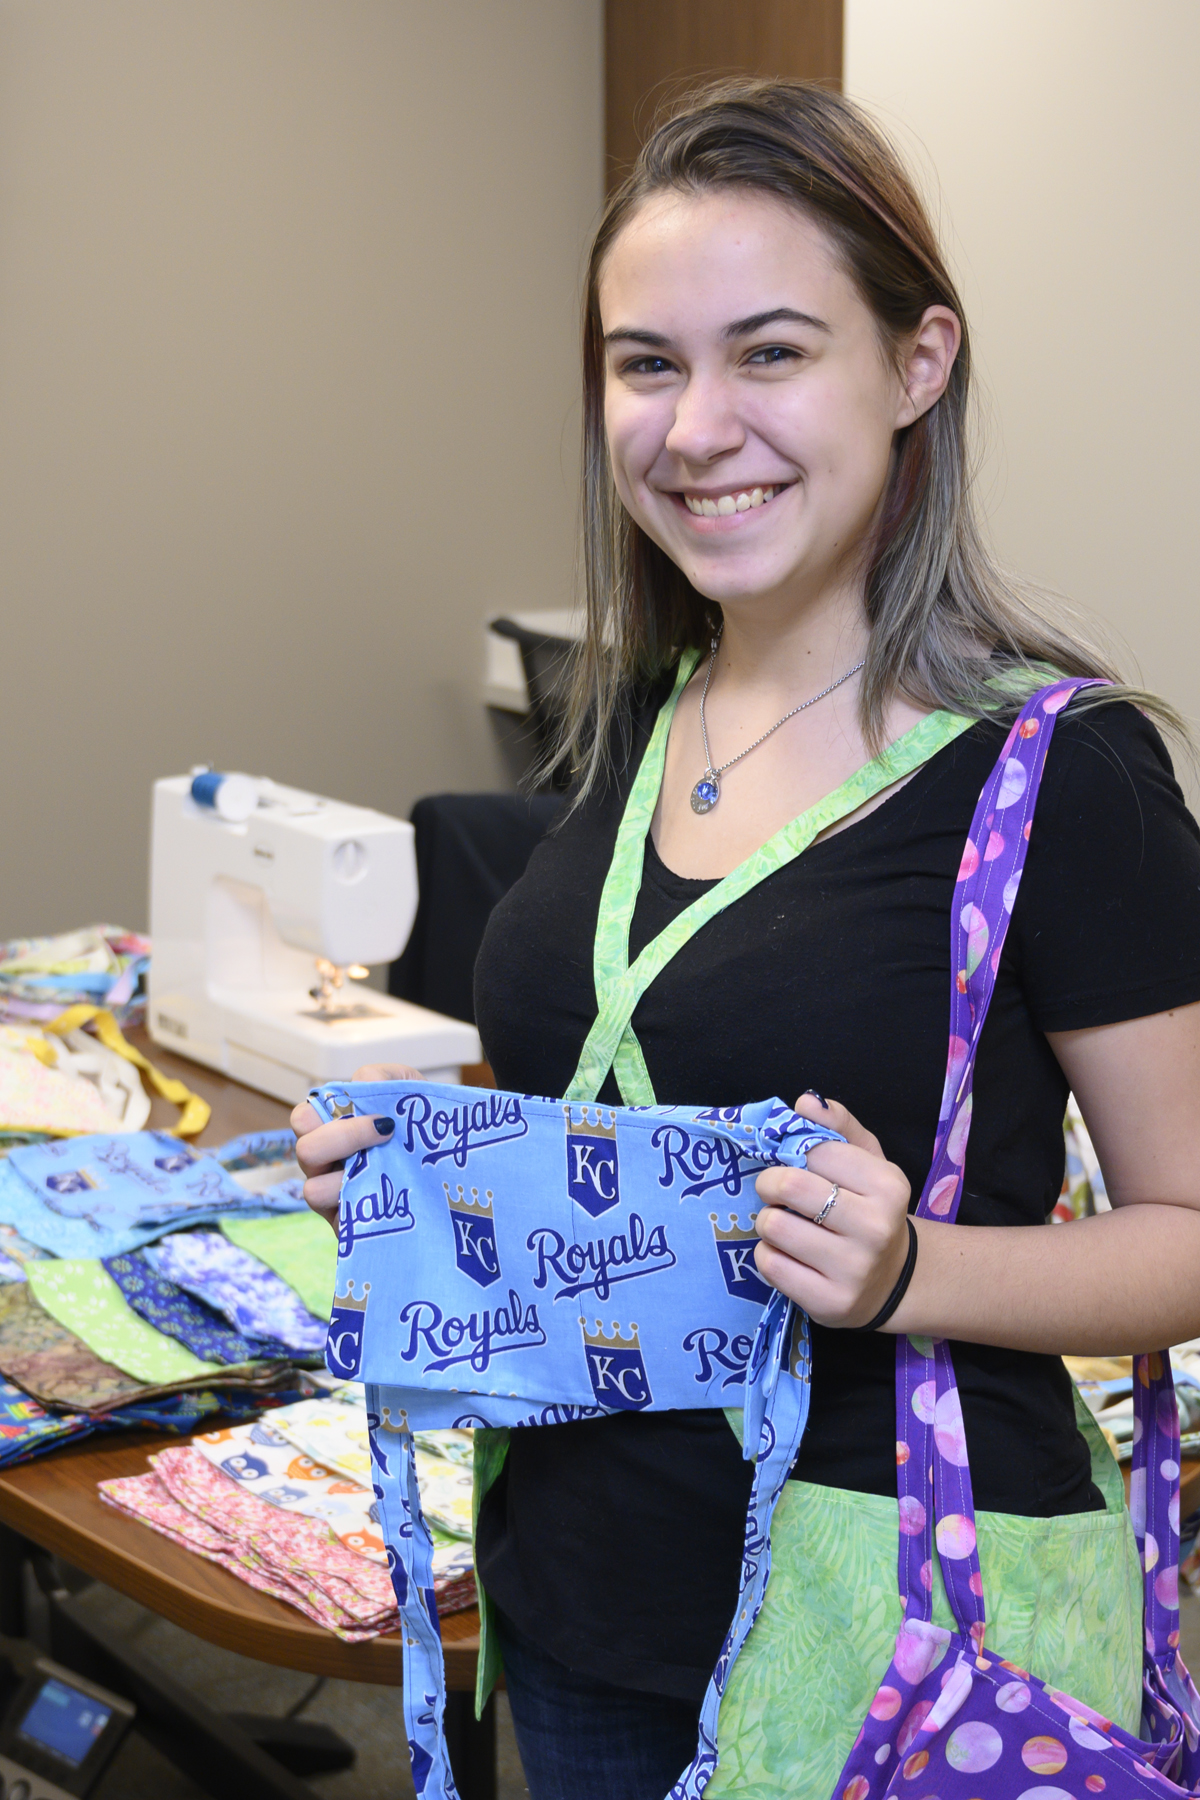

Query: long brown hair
left=553, top=78, right=1175, bottom=798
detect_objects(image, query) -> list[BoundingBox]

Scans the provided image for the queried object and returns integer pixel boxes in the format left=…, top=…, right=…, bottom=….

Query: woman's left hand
left=754, top=1092, right=912, bottom=1328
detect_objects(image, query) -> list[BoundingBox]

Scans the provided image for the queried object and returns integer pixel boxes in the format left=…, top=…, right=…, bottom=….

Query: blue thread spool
left=190, top=770, right=259, bottom=822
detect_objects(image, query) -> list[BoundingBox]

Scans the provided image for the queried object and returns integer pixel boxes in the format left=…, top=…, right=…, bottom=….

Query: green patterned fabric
left=707, top=1397, right=1142, bottom=1799
left=220, top=1211, right=338, bottom=1321
left=26, top=1258, right=218, bottom=1385
left=565, top=650, right=975, bottom=1104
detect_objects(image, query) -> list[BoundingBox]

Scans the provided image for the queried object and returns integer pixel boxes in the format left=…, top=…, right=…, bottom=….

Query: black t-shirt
left=473, top=685, right=1200, bottom=1702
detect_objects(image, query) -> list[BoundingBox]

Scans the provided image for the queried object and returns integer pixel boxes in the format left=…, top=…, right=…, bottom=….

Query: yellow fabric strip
left=43, top=1006, right=211, bottom=1138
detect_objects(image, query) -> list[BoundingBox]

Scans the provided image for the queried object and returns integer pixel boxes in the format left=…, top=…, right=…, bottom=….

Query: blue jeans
left=495, top=1609, right=703, bottom=1800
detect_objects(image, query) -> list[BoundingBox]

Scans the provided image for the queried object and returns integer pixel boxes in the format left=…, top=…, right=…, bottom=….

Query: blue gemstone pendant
left=690, top=775, right=720, bottom=814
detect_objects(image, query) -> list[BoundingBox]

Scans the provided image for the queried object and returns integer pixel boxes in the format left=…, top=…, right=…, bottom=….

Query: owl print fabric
left=190, top=1409, right=476, bottom=1602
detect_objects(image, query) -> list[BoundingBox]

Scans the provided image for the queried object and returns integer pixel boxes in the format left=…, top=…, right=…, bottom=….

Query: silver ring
left=812, top=1184, right=840, bottom=1228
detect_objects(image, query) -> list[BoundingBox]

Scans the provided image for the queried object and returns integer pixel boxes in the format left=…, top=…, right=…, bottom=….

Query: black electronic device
left=0, top=1657, right=134, bottom=1799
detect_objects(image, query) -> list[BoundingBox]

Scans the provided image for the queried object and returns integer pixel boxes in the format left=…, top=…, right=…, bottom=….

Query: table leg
left=445, top=1689, right=497, bottom=1800
left=0, top=1524, right=30, bottom=1638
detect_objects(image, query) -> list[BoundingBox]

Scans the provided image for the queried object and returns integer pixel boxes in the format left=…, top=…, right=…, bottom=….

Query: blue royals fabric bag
left=308, top=1082, right=841, bottom=1799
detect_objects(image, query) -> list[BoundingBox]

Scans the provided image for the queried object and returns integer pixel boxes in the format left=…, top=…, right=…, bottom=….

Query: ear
left=895, top=305, right=961, bottom=428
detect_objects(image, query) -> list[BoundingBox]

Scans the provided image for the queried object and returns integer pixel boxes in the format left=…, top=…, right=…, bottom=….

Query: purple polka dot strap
left=834, top=680, right=1200, bottom=1798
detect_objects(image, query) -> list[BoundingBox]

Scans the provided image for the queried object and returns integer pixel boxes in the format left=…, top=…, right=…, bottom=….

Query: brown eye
left=748, top=345, right=801, bottom=367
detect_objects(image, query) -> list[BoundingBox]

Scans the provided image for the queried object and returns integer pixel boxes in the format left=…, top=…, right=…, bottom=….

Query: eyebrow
left=723, top=307, right=831, bottom=339
left=603, top=306, right=831, bottom=350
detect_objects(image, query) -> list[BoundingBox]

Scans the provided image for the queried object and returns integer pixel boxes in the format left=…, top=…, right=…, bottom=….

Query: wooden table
left=0, top=1030, right=483, bottom=1690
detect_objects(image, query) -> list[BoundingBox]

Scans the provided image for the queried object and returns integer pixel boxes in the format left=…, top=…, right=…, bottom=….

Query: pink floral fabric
left=101, top=1444, right=396, bottom=1639
left=100, top=1443, right=475, bottom=1638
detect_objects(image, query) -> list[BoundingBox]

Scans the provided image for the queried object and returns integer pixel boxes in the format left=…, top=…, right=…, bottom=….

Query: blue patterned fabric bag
left=308, top=1082, right=840, bottom=1799
left=1, top=1130, right=305, bottom=1259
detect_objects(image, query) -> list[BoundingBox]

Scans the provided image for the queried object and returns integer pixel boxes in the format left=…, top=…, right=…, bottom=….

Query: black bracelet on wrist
left=850, top=1216, right=919, bottom=1332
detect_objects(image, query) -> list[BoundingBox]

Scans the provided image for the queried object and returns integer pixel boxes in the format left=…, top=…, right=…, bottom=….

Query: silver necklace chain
left=691, top=631, right=866, bottom=815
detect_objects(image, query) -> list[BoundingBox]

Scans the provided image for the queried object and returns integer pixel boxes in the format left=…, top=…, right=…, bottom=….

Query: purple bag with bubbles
left=832, top=680, right=1200, bottom=1800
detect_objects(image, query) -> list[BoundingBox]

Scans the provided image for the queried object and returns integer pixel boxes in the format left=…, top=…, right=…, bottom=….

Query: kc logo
left=581, top=1318, right=652, bottom=1410
left=326, top=1278, right=371, bottom=1378
left=710, top=1212, right=773, bottom=1306
left=444, top=1183, right=501, bottom=1289
left=564, top=1106, right=620, bottom=1218
left=45, top=1169, right=100, bottom=1195
left=154, top=1150, right=197, bottom=1175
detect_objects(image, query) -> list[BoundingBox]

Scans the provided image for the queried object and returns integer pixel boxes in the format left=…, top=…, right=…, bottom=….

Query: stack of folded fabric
left=100, top=1443, right=399, bottom=1641
left=0, top=1348, right=306, bottom=1468
left=0, top=1128, right=334, bottom=1456
left=0, top=1279, right=296, bottom=1417
left=100, top=1386, right=477, bottom=1631
left=190, top=1399, right=476, bottom=1609
left=0, top=926, right=150, bottom=1029
left=0, top=928, right=152, bottom=1151
left=0, top=1376, right=94, bottom=1465
left=260, top=1394, right=477, bottom=1547
left=229, top=1388, right=476, bottom=1608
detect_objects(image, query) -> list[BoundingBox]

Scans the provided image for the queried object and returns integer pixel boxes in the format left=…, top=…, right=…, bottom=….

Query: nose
left=664, top=371, right=745, bottom=467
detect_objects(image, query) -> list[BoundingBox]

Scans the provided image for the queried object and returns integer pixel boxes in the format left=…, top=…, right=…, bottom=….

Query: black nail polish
left=373, top=1117, right=395, bottom=1136
left=804, top=1090, right=829, bottom=1109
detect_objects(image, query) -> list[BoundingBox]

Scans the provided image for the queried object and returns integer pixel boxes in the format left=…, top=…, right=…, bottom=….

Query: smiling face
left=599, top=188, right=916, bottom=619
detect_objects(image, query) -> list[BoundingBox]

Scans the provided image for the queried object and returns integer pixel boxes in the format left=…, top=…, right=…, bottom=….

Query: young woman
left=293, top=82, right=1200, bottom=1800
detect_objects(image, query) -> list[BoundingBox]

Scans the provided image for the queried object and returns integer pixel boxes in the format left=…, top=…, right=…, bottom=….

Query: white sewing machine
left=147, top=773, right=481, bottom=1104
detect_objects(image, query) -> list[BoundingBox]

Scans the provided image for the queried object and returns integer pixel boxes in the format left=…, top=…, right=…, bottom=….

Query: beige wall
left=0, top=0, right=603, bottom=938
left=846, top=0, right=1200, bottom=778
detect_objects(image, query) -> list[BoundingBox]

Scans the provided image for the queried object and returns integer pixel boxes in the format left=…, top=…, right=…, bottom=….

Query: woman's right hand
left=290, top=1062, right=418, bottom=1228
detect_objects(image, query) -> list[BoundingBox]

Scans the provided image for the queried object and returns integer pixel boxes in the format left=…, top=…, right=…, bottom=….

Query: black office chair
left=391, top=615, right=577, bottom=1023
left=389, top=791, right=564, bottom=1025
left=488, top=615, right=577, bottom=794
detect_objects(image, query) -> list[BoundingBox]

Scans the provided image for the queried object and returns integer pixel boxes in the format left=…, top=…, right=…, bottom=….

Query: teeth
left=684, top=485, right=778, bottom=516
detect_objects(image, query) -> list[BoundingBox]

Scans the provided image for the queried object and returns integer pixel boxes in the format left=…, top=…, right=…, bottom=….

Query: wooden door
left=605, top=0, right=843, bottom=189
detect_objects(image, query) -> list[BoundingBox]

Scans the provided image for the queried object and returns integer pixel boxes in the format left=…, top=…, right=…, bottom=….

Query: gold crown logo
left=333, top=1278, right=371, bottom=1312
left=329, top=1095, right=356, bottom=1119
left=379, top=1404, right=411, bottom=1435
left=581, top=1318, right=641, bottom=1352
left=710, top=1211, right=760, bottom=1242
left=443, top=1183, right=494, bottom=1217
left=563, top=1105, right=617, bottom=1139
